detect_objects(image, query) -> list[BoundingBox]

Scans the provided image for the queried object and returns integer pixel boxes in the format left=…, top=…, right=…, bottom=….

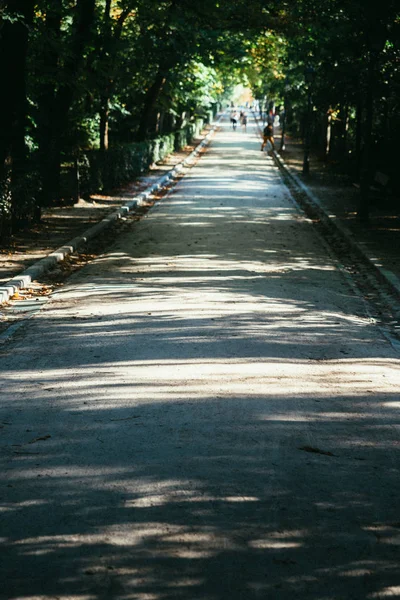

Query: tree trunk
left=343, top=104, right=349, bottom=156
left=0, top=0, right=34, bottom=230
left=355, top=96, right=363, bottom=180
left=336, top=102, right=348, bottom=158
left=39, top=0, right=96, bottom=207
left=157, top=111, right=165, bottom=135
left=97, top=3, right=130, bottom=151
left=176, top=111, right=187, bottom=130
left=382, top=97, right=389, bottom=156
left=100, top=94, right=110, bottom=151
left=358, top=55, right=375, bottom=222
left=99, top=0, right=112, bottom=152
left=325, top=109, right=332, bottom=160
left=137, top=71, right=168, bottom=141
left=37, top=0, right=62, bottom=208
left=280, top=101, right=287, bottom=152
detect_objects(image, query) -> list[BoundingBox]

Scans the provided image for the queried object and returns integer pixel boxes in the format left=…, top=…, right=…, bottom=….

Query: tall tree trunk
left=335, top=101, right=349, bottom=159
left=358, top=55, right=375, bottom=222
left=336, top=102, right=345, bottom=157
left=0, top=0, right=34, bottom=230
left=98, top=3, right=130, bottom=151
left=157, top=111, right=165, bottom=135
left=39, top=0, right=95, bottom=207
left=382, top=97, right=389, bottom=155
left=37, top=0, right=62, bottom=209
left=99, top=94, right=110, bottom=151
left=355, top=96, right=363, bottom=179
left=99, top=0, right=112, bottom=152
left=343, top=104, right=349, bottom=156
left=137, top=71, right=168, bottom=141
left=325, top=108, right=332, bottom=160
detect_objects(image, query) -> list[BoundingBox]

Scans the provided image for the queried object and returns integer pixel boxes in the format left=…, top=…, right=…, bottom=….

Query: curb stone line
left=253, top=111, right=400, bottom=300
left=0, top=117, right=222, bottom=306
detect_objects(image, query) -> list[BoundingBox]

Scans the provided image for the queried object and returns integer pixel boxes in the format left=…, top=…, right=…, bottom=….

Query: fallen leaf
left=29, top=434, right=51, bottom=444
left=298, top=446, right=335, bottom=457
left=110, top=415, right=141, bottom=422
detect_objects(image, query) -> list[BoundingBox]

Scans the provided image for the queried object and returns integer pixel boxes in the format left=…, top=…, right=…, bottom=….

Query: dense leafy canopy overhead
left=0, top=0, right=399, bottom=227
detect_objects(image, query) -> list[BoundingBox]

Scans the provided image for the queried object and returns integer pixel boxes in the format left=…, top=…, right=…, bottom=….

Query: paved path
left=1, top=117, right=399, bottom=599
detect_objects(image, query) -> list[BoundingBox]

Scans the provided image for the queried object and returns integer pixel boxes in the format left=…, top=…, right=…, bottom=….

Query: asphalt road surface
left=1, top=116, right=399, bottom=600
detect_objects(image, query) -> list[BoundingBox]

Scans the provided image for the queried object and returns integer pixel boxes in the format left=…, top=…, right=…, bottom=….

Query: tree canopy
left=0, top=0, right=399, bottom=232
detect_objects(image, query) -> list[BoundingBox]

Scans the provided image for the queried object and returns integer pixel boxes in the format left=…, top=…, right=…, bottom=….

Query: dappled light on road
left=1, top=116, right=399, bottom=600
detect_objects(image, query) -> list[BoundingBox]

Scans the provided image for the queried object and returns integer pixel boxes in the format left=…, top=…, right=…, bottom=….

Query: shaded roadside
left=0, top=131, right=212, bottom=285
left=277, top=132, right=400, bottom=295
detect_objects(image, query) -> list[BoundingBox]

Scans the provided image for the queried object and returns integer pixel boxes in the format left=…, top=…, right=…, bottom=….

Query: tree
left=33, top=0, right=96, bottom=208
left=0, top=0, right=35, bottom=229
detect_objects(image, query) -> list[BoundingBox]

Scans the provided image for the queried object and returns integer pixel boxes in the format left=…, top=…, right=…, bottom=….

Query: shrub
left=80, top=117, right=209, bottom=196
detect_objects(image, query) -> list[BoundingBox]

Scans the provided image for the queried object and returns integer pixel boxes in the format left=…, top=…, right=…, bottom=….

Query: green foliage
left=79, top=116, right=206, bottom=196
left=2, top=0, right=399, bottom=231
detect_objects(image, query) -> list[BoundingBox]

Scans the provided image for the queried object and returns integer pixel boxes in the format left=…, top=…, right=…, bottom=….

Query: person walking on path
left=261, top=122, right=275, bottom=151
left=230, top=110, right=238, bottom=130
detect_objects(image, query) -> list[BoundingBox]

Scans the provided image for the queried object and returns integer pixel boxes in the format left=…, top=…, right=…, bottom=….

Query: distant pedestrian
left=230, top=111, right=238, bottom=130
left=261, top=123, right=275, bottom=151
left=241, top=113, right=247, bottom=130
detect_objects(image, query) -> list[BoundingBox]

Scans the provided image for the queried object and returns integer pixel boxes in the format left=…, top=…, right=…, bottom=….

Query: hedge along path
left=82, top=111, right=217, bottom=195
left=0, top=116, right=223, bottom=308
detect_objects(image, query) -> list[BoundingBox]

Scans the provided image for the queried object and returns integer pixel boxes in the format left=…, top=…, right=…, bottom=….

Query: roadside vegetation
left=0, top=0, right=398, bottom=238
